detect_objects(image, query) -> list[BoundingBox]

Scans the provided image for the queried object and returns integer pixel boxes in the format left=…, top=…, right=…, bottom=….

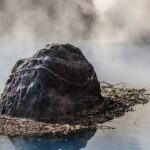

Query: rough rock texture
left=0, top=44, right=101, bottom=122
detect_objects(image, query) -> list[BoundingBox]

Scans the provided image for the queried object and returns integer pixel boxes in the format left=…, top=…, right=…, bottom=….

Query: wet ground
left=0, top=102, right=150, bottom=150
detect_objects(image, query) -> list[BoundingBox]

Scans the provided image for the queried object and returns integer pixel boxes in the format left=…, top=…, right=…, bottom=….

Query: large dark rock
left=0, top=44, right=102, bottom=122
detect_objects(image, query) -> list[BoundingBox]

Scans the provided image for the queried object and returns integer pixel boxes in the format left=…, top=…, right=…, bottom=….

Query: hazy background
left=0, top=0, right=150, bottom=93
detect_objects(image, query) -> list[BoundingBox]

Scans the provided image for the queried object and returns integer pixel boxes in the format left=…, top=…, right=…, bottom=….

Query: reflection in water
left=0, top=129, right=96, bottom=150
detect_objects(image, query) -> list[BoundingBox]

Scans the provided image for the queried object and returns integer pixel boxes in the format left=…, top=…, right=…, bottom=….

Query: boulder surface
left=0, top=44, right=102, bottom=122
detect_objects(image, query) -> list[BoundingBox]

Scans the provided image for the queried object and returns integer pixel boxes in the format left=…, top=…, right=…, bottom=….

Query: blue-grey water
left=0, top=103, right=150, bottom=150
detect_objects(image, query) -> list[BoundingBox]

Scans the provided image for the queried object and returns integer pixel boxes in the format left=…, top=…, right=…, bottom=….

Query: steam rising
left=0, top=0, right=97, bottom=42
left=0, top=0, right=150, bottom=92
left=95, top=0, right=150, bottom=44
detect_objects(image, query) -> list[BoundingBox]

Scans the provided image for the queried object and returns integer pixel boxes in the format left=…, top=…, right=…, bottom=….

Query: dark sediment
left=0, top=44, right=101, bottom=122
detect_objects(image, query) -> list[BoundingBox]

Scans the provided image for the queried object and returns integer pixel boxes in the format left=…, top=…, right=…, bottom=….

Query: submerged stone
left=0, top=44, right=102, bottom=122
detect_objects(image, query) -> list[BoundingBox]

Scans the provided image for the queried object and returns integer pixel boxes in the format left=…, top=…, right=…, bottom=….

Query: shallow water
left=0, top=103, right=150, bottom=150
left=82, top=103, right=150, bottom=150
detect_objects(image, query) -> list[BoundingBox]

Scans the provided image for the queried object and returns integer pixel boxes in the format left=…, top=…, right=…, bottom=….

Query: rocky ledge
left=0, top=84, right=149, bottom=137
